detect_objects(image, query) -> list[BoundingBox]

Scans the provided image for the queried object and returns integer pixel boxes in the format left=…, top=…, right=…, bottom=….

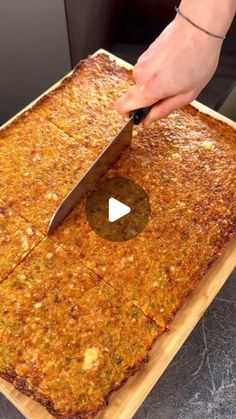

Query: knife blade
left=47, top=106, right=152, bottom=234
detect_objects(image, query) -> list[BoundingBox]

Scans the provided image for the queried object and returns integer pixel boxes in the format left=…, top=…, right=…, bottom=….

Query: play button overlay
left=108, top=198, right=131, bottom=222
left=85, top=177, right=150, bottom=242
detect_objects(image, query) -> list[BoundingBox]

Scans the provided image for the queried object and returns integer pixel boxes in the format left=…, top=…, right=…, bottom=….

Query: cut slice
left=34, top=54, right=134, bottom=154
left=0, top=199, right=43, bottom=283
left=0, top=239, right=161, bottom=418
left=0, top=113, right=95, bottom=232
left=0, top=237, right=101, bottom=305
left=53, top=106, right=236, bottom=325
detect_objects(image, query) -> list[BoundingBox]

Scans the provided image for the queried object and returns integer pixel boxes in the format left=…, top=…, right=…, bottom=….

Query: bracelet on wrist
left=175, top=6, right=226, bottom=40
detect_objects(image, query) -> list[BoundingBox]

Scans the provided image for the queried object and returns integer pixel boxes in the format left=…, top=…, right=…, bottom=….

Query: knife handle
left=130, top=106, right=152, bottom=125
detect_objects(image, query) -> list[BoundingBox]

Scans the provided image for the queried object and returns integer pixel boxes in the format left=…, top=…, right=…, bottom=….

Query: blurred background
left=0, top=0, right=236, bottom=124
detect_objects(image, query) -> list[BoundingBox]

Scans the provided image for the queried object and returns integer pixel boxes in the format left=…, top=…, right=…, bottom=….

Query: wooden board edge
left=191, top=100, right=236, bottom=128
left=99, top=237, right=236, bottom=419
left=97, top=49, right=236, bottom=128
left=0, top=381, right=52, bottom=419
left=1, top=48, right=235, bottom=131
left=0, top=48, right=235, bottom=419
left=1, top=236, right=235, bottom=419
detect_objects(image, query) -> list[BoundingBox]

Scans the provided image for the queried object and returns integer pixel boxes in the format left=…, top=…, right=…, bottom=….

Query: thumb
left=114, top=83, right=162, bottom=116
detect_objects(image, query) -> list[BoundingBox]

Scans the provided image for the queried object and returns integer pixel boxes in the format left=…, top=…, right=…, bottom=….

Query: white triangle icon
left=108, top=197, right=131, bottom=223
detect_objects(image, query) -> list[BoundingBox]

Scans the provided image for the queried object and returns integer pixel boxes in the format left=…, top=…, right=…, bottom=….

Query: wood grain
left=0, top=49, right=235, bottom=419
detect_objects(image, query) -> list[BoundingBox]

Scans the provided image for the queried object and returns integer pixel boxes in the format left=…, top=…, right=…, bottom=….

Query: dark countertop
left=0, top=270, right=235, bottom=419
left=134, top=269, right=236, bottom=419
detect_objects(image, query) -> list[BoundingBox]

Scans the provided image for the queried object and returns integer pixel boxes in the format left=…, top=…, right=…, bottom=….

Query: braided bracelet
left=175, top=6, right=226, bottom=40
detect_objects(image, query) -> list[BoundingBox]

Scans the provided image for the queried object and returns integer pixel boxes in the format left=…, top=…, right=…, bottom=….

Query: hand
left=115, top=16, right=223, bottom=126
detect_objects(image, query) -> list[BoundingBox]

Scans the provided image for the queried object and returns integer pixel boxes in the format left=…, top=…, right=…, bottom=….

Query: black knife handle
left=130, top=106, right=152, bottom=125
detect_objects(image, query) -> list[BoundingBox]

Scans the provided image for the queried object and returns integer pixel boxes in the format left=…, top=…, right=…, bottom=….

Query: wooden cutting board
left=0, top=49, right=235, bottom=419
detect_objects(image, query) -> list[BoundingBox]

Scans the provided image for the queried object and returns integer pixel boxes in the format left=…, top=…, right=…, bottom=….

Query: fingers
left=142, top=92, right=195, bottom=126
left=115, top=85, right=156, bottom=115
left=114, top=76, right=168, bottom=116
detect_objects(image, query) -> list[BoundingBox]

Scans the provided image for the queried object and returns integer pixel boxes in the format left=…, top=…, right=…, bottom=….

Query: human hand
left=115, top=16, right=223, bottom=126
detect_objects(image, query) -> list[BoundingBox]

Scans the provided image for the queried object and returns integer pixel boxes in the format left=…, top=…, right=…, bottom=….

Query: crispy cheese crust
left=0, top=53, right=235, bottom=418
left=34, top=55, right=134, bottom=155
left=0, top=239, right=159, bottom=418
left=0, top=113, right=95, bottom=232
left=0, top=199, right=43, bottom=283
left=54, top=103, right=236, bottom=326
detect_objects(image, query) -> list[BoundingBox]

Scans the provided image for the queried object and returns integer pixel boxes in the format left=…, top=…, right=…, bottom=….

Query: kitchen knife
left=47, top=106, right=152, bottom=234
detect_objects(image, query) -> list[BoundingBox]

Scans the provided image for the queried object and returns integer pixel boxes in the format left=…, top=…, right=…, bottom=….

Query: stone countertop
left=0, top=270, right=235, bottom=419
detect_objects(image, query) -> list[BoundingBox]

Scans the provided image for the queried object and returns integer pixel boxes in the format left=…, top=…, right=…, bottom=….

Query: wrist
left=179, top=0, right=235, bottom=37
left=176, top=7, right=226, bottom=40
left=171, top=13, right=223, bottom=62
left=173, top=13, right=223, bottom=45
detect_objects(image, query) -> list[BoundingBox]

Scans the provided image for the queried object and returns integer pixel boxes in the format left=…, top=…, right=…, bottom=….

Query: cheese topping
left=82, top=347, right=100, bottom=371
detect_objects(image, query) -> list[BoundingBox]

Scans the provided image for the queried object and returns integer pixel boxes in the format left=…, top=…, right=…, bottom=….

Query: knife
left=47, top=106, right=152, bottom=234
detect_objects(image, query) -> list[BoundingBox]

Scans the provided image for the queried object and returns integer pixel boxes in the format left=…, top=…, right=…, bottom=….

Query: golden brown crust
left=0, top=199, right=43, bottom=283
left=20, top=54, right=133, bottom=155
left=0, top=356, right=150, bottom=419
left=0, top=242, right=161, bottom=417
left=0, top=53, right=235, bottom=418
left=53, top=93, right=236, bottom=326
left=0, top=112, right=95, bottom=232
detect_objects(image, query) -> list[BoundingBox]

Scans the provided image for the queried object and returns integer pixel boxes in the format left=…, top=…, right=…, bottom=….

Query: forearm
left=179, top=0, right=236, bottom=37
left=115, top=0, right=236, bottom=123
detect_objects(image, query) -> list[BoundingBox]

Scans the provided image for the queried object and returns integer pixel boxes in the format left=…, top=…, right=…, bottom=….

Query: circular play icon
left=85, top=177, right=151, bottom=242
